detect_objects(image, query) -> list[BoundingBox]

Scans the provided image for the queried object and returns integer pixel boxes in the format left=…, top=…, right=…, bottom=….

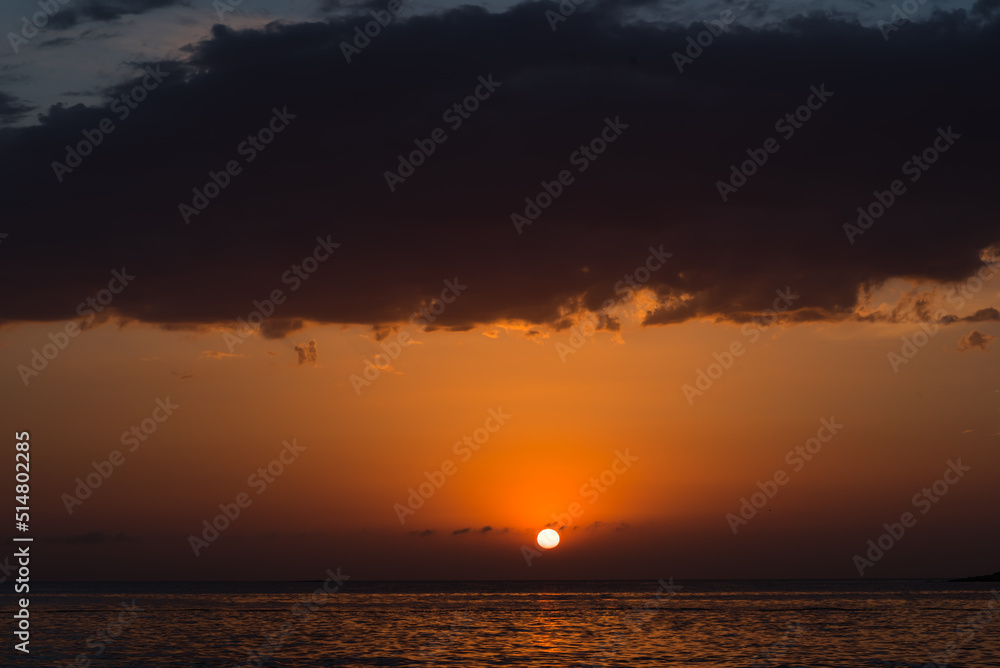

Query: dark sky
left=2, top=2, right=999, bottom=335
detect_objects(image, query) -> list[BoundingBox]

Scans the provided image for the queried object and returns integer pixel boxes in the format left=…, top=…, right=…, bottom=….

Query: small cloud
left=260, top=318, right=304, bottom=340
left=480, top=525, right=492, bottom=533
left=452, top=527, right=471, bottom=535
left=79, top=29, right=118, bottom=40
left=961, top=429, right=973, bottom=434
left=964, top=307, right=1000, bottom=322
left=363, top=359, right=402, bottom=375
left=372, top=324, right=397, bottom=341
left=295, top=339, right=318, bottom=365
left=957, top=330, right=996, bottom=352
left=39, top=37, right=75, bottom=48
left=201, top=350, right=243, bottom=360
left=159, top=322, right=213, bottom=335
left=408, top=529, right=434, bottom=537
left=0, top=92, right=34, bottom=124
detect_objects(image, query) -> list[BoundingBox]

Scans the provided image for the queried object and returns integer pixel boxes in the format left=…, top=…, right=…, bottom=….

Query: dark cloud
left=260, top=318, right=305, bottom=339
left=79, top=28, right=120, bottom=40
left=294, top=338, right=318, bottom=364
left=855, top=296, right=1000, bottom=326
left=318, top=0, right=385, bottom=12
left=961, top=307, right=1000, bottom=322
left=0, top=92, right=34, bottom=124
left=48, top=0, right=187, bottom=30
left=974, top=0, right=1000, bottom=18
left=480, top=525, right=492, bottom=533
left=452, top=527, right=471, bottom=535
left=38, top=37, right=76, bottom=49
left=937, top=307, right=999, bottom=325
left=372, top=325, right=396, bottom=341
left=1, top=7, right=999, bottom=334
left=957, top=330, right=996, bottom=352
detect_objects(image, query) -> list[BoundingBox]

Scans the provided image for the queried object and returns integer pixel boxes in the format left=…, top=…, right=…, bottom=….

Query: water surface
left=4, top=580, right=999, bottom=666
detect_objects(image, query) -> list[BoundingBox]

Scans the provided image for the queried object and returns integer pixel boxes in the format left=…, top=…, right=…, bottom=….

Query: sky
left=0, top=0, right=998, bottom=581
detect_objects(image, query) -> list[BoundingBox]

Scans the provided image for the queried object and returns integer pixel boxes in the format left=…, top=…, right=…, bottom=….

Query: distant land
left=951, top=571, right=1000, bottom=582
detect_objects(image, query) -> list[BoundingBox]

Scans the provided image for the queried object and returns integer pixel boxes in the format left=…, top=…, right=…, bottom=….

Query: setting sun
left=537, top=529, right=561, bottom=549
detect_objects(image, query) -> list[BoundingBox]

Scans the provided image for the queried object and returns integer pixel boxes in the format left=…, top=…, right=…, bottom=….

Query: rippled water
left=4, top=580, right=999, bottom=667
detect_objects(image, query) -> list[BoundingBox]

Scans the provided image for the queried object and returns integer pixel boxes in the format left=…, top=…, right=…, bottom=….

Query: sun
left=536, top=528, right=560, bottom=549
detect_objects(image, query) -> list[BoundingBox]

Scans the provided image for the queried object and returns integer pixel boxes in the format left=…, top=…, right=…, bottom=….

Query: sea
left=3, top=579, right=998, bottom=667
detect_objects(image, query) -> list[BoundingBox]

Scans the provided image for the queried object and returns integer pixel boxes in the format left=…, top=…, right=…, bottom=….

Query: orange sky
left=2, top=276, right=998, bottom=581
